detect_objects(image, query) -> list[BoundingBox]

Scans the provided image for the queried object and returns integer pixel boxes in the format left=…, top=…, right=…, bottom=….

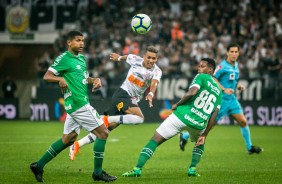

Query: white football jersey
left=121, top=54, right=162, bottom=101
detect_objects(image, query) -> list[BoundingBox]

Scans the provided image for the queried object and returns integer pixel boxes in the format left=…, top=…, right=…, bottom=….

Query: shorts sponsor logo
left=64, top=91, right=72, bottom=99
left=65, top=104, right=72, bottom=110
left=131, top=97, right=138, bottom=105
left=117, top=102, right=123, bottom=111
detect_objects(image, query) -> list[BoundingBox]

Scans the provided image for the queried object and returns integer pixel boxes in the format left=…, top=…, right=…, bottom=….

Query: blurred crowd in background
left=36, top=0, right=282, bottom=98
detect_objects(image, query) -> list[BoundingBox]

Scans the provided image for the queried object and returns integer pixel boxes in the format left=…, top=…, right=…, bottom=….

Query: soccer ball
left=131, top=14, right=152, bottom=34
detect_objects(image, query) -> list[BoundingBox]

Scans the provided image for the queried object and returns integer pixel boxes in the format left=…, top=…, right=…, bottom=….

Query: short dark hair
left=201, top=58, right=216, bottom=71
left=66, top=30, right=83, bottom=40
left=146, top=46, right=158, bottom=54
left=227, top=43, right=240, bottom=51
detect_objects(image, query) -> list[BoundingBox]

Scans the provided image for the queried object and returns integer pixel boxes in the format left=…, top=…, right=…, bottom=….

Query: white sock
left=108, top=115, right=121, bottom=123
left=78, top=133, right=96, bottom=147
left=120, top=114, right=144, bottom=125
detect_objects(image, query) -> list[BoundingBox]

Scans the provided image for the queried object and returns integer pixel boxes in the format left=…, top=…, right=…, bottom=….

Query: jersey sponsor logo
left=65, top=104, right=72, bottom=110
left=76, top=65, right=81, bottom=70
left=207, top=81, right=220, bottom=95
left=82, top=71, right=89, bottom=85
left=52, top=53, right=67, bottom=67
left=191, top=107, right=208, bottom=120
left=64, top=91, right=72, bottom=99
left=184, top=114, right=204, bottom=126
left=128, top=74, right=145, bottom=88
left=117, top=102, right=124, bottom=111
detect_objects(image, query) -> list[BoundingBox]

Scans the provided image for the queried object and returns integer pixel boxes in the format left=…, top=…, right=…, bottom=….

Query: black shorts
left=105, top=88, right=139, bottom=115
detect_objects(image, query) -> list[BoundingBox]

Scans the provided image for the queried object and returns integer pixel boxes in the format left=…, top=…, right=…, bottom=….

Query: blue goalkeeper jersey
left=213, top=59, right=239, bottom=100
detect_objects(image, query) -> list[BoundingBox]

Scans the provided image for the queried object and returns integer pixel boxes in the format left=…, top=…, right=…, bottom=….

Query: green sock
left=94, top=138, right=106, bottom=175
left=136, top=139, right=158, bottom=169
left=37, top=138, right=68, bottom=170
left=190, top=144, right=205, bottom=168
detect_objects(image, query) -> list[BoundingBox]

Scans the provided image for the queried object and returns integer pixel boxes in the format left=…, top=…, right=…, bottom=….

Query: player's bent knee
left=238, top=121, right=247, bottom=127
left=136, top=116, right=144, bottom=124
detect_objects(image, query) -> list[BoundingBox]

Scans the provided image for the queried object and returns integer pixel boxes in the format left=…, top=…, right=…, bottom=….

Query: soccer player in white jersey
left=69, top=46, right=162, bottom=160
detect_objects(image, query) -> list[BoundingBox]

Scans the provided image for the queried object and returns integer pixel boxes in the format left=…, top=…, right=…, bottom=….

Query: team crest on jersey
left=144, top=72, right=152, bottom=80
left=117, top=102, right=124, bottom=111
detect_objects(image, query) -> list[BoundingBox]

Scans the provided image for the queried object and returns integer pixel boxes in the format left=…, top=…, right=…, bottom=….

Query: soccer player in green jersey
left=30, top=31, right=116, bottom=182
left=122, top=58, right=222, bottom=177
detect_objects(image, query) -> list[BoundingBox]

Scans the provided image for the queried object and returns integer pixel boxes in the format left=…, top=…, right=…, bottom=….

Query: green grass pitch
left=0, top=121, right=281, bottom=184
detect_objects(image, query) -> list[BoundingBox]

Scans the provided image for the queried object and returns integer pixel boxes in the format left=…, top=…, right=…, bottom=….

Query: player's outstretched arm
left=196, top=108, right=219, bottom=146
left=145, top=79, right=159, bottom=108
left=109, top=53, right=128, bottom=62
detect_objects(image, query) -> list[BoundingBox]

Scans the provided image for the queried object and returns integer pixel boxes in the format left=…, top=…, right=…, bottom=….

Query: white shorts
left=63, top=104, right=103, bottom=134
left=156, top=113, right=205, bottom=142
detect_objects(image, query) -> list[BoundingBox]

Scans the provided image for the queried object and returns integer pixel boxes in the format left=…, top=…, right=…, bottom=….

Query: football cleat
left=30, top=162, right=44, bottom=182
left=92, top=170, right=117, bottom=182
left=103, top=115, right=109, bottom=128
left=122, top=167, right=141, bottom=177
left=69, top=141, right=80, bottom=161
left=248, top=145, right=263, bottom=154
left=188, top=167, right=200, bottom=177
left=179, top=133, right=188, bottom=151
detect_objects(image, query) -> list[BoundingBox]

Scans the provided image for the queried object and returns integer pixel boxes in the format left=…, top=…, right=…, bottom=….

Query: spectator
left=45, top=0, right=282, bottom=100
left=2, top=75, right=17, bottom=98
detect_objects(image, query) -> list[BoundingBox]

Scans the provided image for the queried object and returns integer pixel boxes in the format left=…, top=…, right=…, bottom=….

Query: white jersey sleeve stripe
left=189, top=84, right=200, bottom=89
left=48, top=67, right=59, bottom=76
